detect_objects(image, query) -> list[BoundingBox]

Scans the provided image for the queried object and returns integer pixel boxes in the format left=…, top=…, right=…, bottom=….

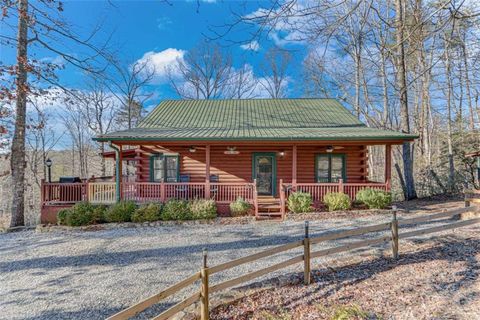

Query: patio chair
left=209, top=174, right=219, bottom=199
left=176, top=174, right=190, bottom=199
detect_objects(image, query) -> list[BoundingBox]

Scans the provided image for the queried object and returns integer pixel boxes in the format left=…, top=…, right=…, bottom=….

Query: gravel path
left=0, top=203, right=466, bottom=320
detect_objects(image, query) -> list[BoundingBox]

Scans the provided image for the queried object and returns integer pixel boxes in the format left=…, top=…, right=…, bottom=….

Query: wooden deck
left=41, top=180, right=388, bottom=222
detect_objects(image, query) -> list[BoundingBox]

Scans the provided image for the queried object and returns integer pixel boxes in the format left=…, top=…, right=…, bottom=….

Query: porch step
left=256, top=197, right=284, bottom=221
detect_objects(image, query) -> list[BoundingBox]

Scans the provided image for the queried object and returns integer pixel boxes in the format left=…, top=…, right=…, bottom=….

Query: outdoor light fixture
left=45, top=158, right=52, bottom=183
left=224, top=147, right=240, bottom=155
left=189, top=146, right=196, bottom=153
left=279, top=150, right=285, bottom=157
left=326, top=146, right=334, bottom=153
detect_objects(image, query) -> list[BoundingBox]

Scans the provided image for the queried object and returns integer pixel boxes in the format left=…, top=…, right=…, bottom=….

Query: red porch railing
left=42, top=180, right=386, bottom=216
left=210, top=182, right=255, bottom=203
left=42, top=181, right=257, bottom=207
left=282, top=180, right=389, bottom=206
left=41, top=182, right=88, bottom=205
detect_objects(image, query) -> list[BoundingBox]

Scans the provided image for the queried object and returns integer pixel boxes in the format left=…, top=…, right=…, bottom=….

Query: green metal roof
left=95, top=99, right=417, bottom=142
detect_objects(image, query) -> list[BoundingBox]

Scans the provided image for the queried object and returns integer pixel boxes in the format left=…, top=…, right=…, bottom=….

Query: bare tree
left=61, top=98, right=93, bottom=179
left=167, top=42, right=233, bottom=99
left=1, top=0, right=110, bottom=227
left=260, top=47, right=291, bottom=98
left=26, top=96, right=63, bottom=187
left=74, top=77, right=117, bottom=176
left=108, top=60, right=155, bottom=129
left=226, top=64, right=259, bottom=99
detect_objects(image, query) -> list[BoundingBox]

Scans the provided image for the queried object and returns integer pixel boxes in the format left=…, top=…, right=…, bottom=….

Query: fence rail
left=107, top=204, right=479, bottom=320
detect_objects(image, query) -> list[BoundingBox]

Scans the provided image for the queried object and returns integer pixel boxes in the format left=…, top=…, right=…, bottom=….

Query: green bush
left=287, top=192, right=313, bottom=213
left=132, top=203, right=163, bottom=222
left=90, top=205, right=107, bottom=224
left=355, top=188, right=392, bottom=209
left=161, top=199, right=191, bottom=220
left=229, top=197, right=252, bottom=217
left=104, top=201, right=136, bottom=222
left=189, top=199, right=217, bottom=219
left=65, top=202, right=96, bottom=226
left=323, top=192, right=351, bottom=211
left=57, top=209, right=71, bottom=226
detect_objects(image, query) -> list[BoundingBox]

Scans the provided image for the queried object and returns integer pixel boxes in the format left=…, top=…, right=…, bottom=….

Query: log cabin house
left=41, top=99, right=417, bottom=222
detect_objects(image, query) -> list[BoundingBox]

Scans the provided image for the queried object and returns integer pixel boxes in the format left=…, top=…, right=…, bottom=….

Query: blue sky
left=1, top=0, right=308, bottom=105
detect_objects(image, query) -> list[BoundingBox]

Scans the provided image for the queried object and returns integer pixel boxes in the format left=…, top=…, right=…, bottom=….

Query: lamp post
left=45, top=158, right=52, bottom=183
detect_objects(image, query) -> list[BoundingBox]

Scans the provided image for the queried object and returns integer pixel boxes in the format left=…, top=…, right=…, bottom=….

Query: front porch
left=40, top=141, right=394, bottom=222
left=40, top=179, right=389, bottom=220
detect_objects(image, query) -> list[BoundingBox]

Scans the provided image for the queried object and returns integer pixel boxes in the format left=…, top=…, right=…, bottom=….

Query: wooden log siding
left=134, top=145, right=369, bottom=195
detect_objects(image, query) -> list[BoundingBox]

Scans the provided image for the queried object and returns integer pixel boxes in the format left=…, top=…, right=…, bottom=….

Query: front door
left=253, top=153, right=276, bottom=196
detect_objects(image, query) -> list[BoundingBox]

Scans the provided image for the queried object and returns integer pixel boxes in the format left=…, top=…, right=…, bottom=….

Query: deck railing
left=89, top=182, right=116, bottom=204
left=41, top=179, right=386, bottom=211
left=210, top=182, right=255, bottom=203
left=42, top=181, right=257, bottom=206
left=283, top=180, right=389, bottom=204
left=41, top=182, right=88, bottom=204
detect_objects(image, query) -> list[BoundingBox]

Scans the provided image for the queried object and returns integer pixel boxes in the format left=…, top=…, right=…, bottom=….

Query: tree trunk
left=10, top=0, right=29, bottom=227
left=444, top=40, right=456, bottom=192
left=462, top=41, right=475, bottom=131
left=395, top=0, right=417, bottom=200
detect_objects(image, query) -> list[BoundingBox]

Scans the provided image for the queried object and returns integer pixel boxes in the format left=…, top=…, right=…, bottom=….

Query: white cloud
left=156, top=16, right=172, bottom=30
left=240, top=40, right=260, bottom=52
left=136, top=48, right=186, bottom=83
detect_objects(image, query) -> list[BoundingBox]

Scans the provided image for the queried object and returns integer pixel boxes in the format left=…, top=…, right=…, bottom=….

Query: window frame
left=315, top=153, right=346, bottom=183
left=149, top=153, right=180, bottom=182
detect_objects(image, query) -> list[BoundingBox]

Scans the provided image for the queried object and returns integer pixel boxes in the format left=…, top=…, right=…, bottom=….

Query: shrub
left=229, top=197, right=252, bottom=217
left=161, top=199, right=191, bottom=220
left=356, top=188, right=392, bottom=209
left=132, top=203, right=163, bottom=223
left=323, top=192, right=350, bottom=211
left=57, top=209, right=71, bottom=226
left=65, top=202, right=96, bottom=226
left=287, top=192, right=313, bottom=213
left=104, top=201, right=136, bottom=222
left=91, top=205, right=107, bottom=223
left=189, top=199, right=217, bottom=219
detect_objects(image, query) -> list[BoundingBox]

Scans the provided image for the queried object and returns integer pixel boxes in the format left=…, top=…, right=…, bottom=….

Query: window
left=150, top=154, right=179, bottom=182
left=315, top=154, right=346, bottom=183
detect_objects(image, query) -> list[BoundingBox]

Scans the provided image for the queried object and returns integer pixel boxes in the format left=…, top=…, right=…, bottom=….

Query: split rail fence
left=107, top=205, right=479, bottom=320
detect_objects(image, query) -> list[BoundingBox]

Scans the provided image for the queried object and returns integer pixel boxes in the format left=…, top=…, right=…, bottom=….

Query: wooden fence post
left=391, top=206, right=399, bottom=259
left=465, top=190, right=471, bottom=208
left=200, top=249, right=209, bottom=320
left=303, top=221, right=311, bottom=285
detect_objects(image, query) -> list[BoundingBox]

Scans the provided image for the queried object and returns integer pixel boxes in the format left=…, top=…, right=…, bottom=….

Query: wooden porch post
left=118, top=145, right=123, bottom=200
left=385, top=144, right=392, bottom=191
left=292, top=145, right=297, bottom=190
left=205, top=145, right=211, bottom=199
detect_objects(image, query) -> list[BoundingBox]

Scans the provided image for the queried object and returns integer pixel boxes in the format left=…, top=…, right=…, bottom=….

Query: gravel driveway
left=0, top=203, right=466, bottom=320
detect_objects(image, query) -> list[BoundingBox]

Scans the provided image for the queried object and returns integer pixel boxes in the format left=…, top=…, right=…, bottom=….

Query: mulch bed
left=210, top=229, right=480, bottom=320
